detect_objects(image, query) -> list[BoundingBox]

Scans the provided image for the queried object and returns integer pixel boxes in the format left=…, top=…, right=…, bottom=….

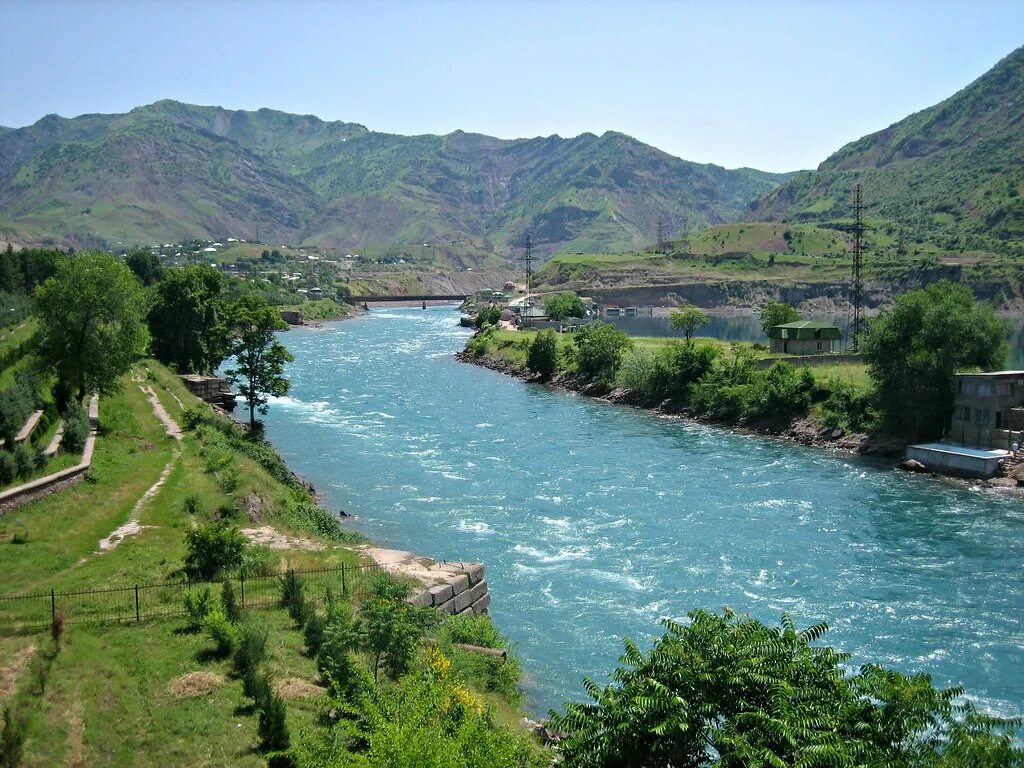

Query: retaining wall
left=755, top=353, right=864, bottom=369
left=363, top=547, right=490, bottom=616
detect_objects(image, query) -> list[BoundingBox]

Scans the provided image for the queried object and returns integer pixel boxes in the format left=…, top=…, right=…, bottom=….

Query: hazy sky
left=1, top=1, right=1021, bottom=172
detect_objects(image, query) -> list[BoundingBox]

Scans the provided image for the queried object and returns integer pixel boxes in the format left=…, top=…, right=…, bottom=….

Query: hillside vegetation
left=748, top=46, right=1024, bottom=257
left=0, top=101, right=787, bottom=263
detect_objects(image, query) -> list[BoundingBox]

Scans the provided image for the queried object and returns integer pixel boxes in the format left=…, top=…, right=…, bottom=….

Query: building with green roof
left=768, top=321, right=843, bottom=355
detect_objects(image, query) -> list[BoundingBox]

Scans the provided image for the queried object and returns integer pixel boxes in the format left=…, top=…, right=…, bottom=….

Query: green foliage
left=257, top=691, right=291, bottom=753
left=125, top=250, right=164, bottom=286
left=148, top=265, right=227, bottom=374
left=241, top=544, right=279, bottom=578
left=743, top=362, right=817, bottom=422
left=203, top=607, right=236, bottom=657
left=439, top=613, right=524, bottom=704
left=669, top=305, right=710, bottom=342
left=0, top=705, right=27, bottom=768
left=362, top=575, right=433, bottom=683
left=862, top=282, right=1008, bottom=438
left=60, top=404, right=90, bottom=454
left=544, top=292, right=586, bottom=321
left=316, top=600, right=370, bottom=702
left=759, top=300, right=801, bottom=336
left=656, top=341, right=721, bottom=402
left=549, top=609, right=1023, bottom=768
left=0, top=369, right=43, bottom=444
left=474, top=305, right=501, bottom=328
left=574, top=321, right=632, bottom=386
left=280, top=569, right=311, bottom=626
left=224, top=293, right=294, bottom=429
left=221, top=579, right=241, bottom=623
left=526, top=330, right=559, bottom=380
left=820, top=379, right=879, bottom=433
left=466, top=327, right=495, bottom=358
left=183, top=586, right=214, bottom=630
left=234, top=618, right=270, bottom=697
left=619, top=347, right=658, bottom=398
left=0, top=452, right=15, bottom=486
left=34, top=252, right=149, bottom=399
left=183, top=521, right=247, bottom=580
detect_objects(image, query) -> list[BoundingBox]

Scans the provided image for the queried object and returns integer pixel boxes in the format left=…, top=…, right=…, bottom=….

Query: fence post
left=135, top=585, right=140, bottom=623
left=50, top=588, right=56, bottom=623
left=341, top=563, right=347, bottom=595
left=240, top=572, right=245, bottom=608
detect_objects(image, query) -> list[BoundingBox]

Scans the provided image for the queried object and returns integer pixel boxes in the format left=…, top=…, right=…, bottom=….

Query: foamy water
left=260, top=307, right=1024, bottom=717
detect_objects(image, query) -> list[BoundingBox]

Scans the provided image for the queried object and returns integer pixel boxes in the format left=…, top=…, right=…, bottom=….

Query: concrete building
left=949, top=370, right=1024, bottom=449
left=768, top=321, right=842, bottom=355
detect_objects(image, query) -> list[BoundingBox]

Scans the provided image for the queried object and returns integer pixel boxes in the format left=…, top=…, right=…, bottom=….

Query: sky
left=0, top=0, right=1021, bottom=172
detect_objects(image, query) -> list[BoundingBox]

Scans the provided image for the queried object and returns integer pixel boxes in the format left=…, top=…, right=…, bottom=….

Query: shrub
left=0, top=452, right=15, bottom=486
left=526, top=330, right=559, bottom=380
left=184, top=522, right=247, bottom=580
left=363, top=577, right=433, bottom=682
left=316, top=601, right=369, bottom=701
left=234, top=618, right=270, bottom=695
left=50, top=610, right=66, bottom=652
left=619, top=347, right=657, bottom=398
left=221, top=579, right=241, bottom=623
left=279, top=569, right=310, bottom=626
left=216, top=461, right=241, bottom=494
left=203, top=608, right=236, bottom=657
left=474, top=305, right=501, bottom=328
left=182, top=494, right=202, bottom=516
left=544, top=292, right=586, bottom=321
left=0, top=705, right=27, bottom=768
left=183, top=587, right=215, bottom=630
left=744, top=363, right=816, bottom=422
left=258, top=692, right=291, bottom=752
left=440, top=613, right=523, bottom=703
left=820, top=379, right=879, bottom=434
left=60, top=405, right=90, bottom=454
left=12, top=442, right=36, bottom=479
left=303, top=612, right=326, bottom=657
left=575, top=321, right=632, bottom=385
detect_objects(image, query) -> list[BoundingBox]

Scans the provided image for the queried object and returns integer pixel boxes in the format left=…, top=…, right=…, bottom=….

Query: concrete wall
left=769, top=338, right=836, bottom=355
left=364, top=547, right=491, bottom=616
left=906, top=445, right=1004, bottom=478
left=755, top=353, right=864, bottom=370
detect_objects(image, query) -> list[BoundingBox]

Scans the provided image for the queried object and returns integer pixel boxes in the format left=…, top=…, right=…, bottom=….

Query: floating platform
left=906, top=442, right=1011, bottom=478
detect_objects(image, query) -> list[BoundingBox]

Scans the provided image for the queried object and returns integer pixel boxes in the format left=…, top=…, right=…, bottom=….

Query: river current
left=262, top=307, right=1023, bottom=717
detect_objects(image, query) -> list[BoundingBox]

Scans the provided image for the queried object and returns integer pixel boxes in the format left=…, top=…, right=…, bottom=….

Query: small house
left=768, top=321, right=842, bottom=355
left=950, top=370, right=1024, bottom=449
left=308, top=287, right=324, bottom=300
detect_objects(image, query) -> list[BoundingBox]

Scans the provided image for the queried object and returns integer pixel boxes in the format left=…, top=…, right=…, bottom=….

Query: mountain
left=748, top=46, right=1024, bottom=254
left=0, top=101, right=789, bottom=261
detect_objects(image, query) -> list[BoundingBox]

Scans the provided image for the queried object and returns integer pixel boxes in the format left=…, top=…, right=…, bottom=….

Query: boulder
left=899, top=459, right=927, bottom=473
left=987, top=477, right=1019, bottom=488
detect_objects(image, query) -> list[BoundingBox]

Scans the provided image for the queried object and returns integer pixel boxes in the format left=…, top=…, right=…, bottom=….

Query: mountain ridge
left=0, top=100, right=790, bottom=260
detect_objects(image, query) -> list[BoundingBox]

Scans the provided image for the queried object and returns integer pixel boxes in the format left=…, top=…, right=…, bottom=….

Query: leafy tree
left=526, top=330, right=559, bottom=380
left=34, top=252, right=149, bottom=399
left=862, top=282, right=1007, bottom=438
left=362, top=575, right=433, bottom=683
left=148, top=265, right=227, bottom=373
left=224, top=294, right=294, bottom=430
left=544, top=292, right=586, bottom=321
left=474, top=305, right=501, bottom=328
left=549, top=609, right=1022, bottom=768
left=669, top=305, right=710, bottom=342
left=125, top=250, right=164, bottom=286
left=759, top=300, right=801, bottom=336
left=183, top=521, right=247, bottom=580
left=574, top=321, right=632, bottom=386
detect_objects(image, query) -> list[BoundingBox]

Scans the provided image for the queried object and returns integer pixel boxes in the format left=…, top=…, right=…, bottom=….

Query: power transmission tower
left=522, top=233, right=534, bottom=304
left=656, top=219, right=665, bottom=252
left=849, top=184, right=866, bottom=352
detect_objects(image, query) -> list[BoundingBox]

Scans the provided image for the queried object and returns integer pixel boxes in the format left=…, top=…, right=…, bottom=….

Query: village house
left=949, top=370, right=1024, bottom=449
left=768, top=321, right=842, bottom=355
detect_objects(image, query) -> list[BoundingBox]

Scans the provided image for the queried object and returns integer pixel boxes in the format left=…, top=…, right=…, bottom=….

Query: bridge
left=353, top=294, right=470, bottom=302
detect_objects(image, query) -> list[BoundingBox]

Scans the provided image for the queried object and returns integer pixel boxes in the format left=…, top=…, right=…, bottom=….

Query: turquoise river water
left=261, top=307, right=1023, bottom=717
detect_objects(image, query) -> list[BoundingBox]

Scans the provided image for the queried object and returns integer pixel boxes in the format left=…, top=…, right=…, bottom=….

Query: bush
left=182, top=494, right=202, bottom=516
left=619, top=347, right=658, bottom=398
left=660, top=341, right=720, bottom=402
left=316, top=601, right=370, bottom=701
left=440, top=613, right=523, bottom=703
left=474, top=305, right=501, bottom=328
left=526, top=330, right=559, bottom=380
left=234, top=618, right=269, bottom=695
left=60, top=405, right=90, bottom=454
left=221, top=579, right=241, bottom=623
left=184, top=522, right=247, bottom=580
left=544, top=292, right=586, bottom=321
left=257, top=691, right=290, bottom=752
left=279, top=570, right=310, bottom=626
left=12, top=442, right=36, bottom=479
left=744, top=363, right=816, bottom=422
left=0, top=452, right=15, bottom=486
left=820, top=379, right=879, bottom=433
left=203, top=608, right=236, bottom=657
left=183, top=586, right=215, bottom=630
left=0, top=705, right=27, bottom=768
left=575, top=322, right=632, bottom=386
left=466, top=326, right=495, bottom=358
left=216, top=461, right=241, bottom=494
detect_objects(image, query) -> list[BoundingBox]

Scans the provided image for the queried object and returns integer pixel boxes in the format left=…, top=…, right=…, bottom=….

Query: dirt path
left=134, top=377, right=182, bottom=440
left=96, top=450, right=178, bottom=553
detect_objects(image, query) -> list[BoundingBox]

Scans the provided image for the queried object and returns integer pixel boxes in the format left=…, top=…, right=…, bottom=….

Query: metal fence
left=0, top=563, right=385, bottom=635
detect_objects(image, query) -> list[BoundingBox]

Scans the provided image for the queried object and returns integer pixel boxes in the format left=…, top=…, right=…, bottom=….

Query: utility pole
left=850, top=184, right=866, bottom=352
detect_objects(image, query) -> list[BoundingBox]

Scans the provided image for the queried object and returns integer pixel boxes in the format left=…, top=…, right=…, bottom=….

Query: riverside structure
left=259, top=306, right=1024, bottom=720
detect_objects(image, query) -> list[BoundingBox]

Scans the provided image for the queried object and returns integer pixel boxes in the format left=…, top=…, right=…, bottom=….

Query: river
left=261, top=307, right=1024, bottom=718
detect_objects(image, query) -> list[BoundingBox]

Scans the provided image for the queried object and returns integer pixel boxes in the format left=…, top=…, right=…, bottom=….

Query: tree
left=34, top=252, right=150, bottom=399
left=184, top=521, right=247, bottom=580
left=862, top=282, right=1007, bottom=438
left=669, top=305, right=710, bottom=342
left=149, top=265, right=228, bottom=373
left=224, top=294, right=294, bottom=430
left=759, top=300, right=801, bottom=336
left=549, top=609, right=1022, bottom=768
left=362, top=576, right=432, bottom=683
left=475, top=305, right=501, bottom=328
left=575, top=321, right=632, bottom=386
left=125, top=250, right=164, bottom=286
left=526, top=330, right=559, bottom=380
left=544, top=292, right=587, bottom=321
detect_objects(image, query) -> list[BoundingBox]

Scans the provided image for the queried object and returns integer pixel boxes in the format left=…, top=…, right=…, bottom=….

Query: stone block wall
left=363, top=546, right=490, bottom=616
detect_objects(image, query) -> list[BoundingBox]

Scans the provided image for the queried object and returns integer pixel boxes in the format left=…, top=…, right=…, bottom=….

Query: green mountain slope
left=0, top=101, right=788, bottom=261
left=748, top=46, right=1024, bottom=255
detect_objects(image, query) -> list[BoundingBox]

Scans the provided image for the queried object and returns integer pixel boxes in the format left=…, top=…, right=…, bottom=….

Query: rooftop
left=768, top=320, right=843, bottom=340
left=953, top=370, right=1024, bottom=378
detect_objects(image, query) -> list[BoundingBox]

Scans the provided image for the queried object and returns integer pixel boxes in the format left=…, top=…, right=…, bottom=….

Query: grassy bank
left=0, top=360, right=545, bottom=767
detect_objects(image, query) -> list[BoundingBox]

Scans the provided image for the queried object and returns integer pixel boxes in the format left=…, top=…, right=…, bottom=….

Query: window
left=975, top=408, right=983, bottom=424
left=961, top=407, right=971, bottom=421
left=996, top=411, right=1002, bottom=428
left=816, top=342, right=823, bottom=351
left=983, top=410, right=990, bottom=424
left=978, top=383, right=993, bottom=397
left=957, top=380, right=963, bottom=394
